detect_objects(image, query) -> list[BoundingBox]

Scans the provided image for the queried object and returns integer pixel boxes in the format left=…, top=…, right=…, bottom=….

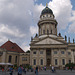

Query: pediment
left=35, top=37, right=64, bottom=45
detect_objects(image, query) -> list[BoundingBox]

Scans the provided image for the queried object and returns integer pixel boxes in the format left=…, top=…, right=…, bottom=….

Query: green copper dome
left=41, top=6, right=53, bottom=15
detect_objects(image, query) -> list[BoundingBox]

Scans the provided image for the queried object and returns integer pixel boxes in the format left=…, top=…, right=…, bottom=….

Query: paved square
left=0, top=70, right=75, bottom=75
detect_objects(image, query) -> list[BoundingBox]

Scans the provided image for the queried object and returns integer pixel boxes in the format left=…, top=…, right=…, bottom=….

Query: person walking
left=70, top=67, right=73, bottom=71
left=9, top=66, right=13, bottom=75
left=35, top=66, right=39, bottom=75
left=52, top=66, right=54, bottom=73
left=18, top=65, right=22, bottom=75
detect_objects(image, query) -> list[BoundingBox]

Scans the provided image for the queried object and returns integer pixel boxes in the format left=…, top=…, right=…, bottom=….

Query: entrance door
left=46, top=49, right=51, bottom=66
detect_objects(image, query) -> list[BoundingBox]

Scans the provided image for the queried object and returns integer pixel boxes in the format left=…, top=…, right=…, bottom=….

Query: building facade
left=30, top=5, right=75, bottom=69
left=0, top=40, right=30, bottom=66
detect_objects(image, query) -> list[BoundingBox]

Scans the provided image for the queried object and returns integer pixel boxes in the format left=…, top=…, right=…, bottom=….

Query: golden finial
left=46, top=3, right=48, bottom=7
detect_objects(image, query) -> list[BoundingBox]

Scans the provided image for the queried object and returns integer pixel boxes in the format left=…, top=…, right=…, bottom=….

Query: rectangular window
left=55, top=59, right=58, bottom=65
left=43, top=30, right=45, bottom=34
left=40, top=51, right=43, bottom=54
left=54, top=51, right=57, bottom=54
left=41, top=59, right=43, bottom=65
left=8, top=56, right=12, bottom=63
left=34, top=59, right=36, bottom=65
left=22, top=57, right=27, bottom=61
left=68, top=52, right=71, bottom=55
left=61, top=51, right=64, bottom=54
left=15, top=56, right=17, bottom=63
left=33, top=51, right=36, bottom=54
left=62, top=59, right=65, bottom=65
left=69, top=60, right=71, bottom=63
left=47, top=30, right=49, bottom=35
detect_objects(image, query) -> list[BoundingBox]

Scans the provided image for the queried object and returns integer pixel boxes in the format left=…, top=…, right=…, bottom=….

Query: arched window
left=8, top=55, right=12, bottom=63
left=55, top=24, right=56, bottom=28
left=15, top=56, right=17, bottom=63
left=41, top=59, right=43, bottom=65
left=55, top=59, right=58, bottom=65
left=62, top=59, right=65, bottom=65
left=34, top=59, right=36, bottom=65
left=51, top=30, right=52, bottom=34
left=43, top=30, right=45, bottom=34
left=47, top=29, right=49, bottom=35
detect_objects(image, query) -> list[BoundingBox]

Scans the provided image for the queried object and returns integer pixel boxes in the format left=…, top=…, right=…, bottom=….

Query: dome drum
left=38, top=19, right=58, bottom=26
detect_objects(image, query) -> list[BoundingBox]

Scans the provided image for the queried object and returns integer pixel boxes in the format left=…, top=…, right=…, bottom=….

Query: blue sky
left=0, top=0, right=75, bottom=51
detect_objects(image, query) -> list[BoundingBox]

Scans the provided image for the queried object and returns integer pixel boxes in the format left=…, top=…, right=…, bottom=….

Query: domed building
left=30, top=4, right=75, bottom=69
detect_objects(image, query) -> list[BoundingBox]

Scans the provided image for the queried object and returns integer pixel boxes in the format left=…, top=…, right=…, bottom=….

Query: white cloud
left=68, top=10, right=75, bottom=33
left=30, top=26, right=38, bottom=36
left=0, top=24, right=25, bottom=38
left=0, top=0, right=75, bottom=51
left=48, top=0, right=72, bottom=31
left=21, top=42, right=30, bottom=52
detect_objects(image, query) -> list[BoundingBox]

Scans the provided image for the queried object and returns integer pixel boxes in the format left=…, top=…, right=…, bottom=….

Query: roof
left=41, top=6, right=53, bottom=15
left=0, top=40, right=25, bottom=53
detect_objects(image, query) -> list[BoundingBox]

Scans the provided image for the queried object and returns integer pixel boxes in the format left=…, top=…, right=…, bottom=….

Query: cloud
left=0, top=24, right=25, bottom=38
left=48, top=0, right=72, bottom=31
left=21, top=42, right=30, bottom=52
left=30, top=26, right=38, bottom=36
left=0, top=0, right=44, bottom=51
left=0, top=0, right=75, bottom=51
left=68, top=10, right=75, bottom=33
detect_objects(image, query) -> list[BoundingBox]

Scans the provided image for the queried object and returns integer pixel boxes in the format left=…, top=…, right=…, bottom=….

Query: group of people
left=9, top=65, right=39, bottom=75
left=9, top=65, right=26, bottom=75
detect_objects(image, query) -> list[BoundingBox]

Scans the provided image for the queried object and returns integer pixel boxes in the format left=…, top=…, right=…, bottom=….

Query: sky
left=0, top=0, right=75, bottom=52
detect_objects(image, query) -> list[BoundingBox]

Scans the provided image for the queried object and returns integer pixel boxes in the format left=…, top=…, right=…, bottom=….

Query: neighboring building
left=30, top=5, right=75, bottom=69
left=0, top=40, right=30, bottom=66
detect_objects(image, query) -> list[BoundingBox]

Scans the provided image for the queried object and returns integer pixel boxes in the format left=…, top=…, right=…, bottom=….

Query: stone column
left=58, top=48, right=62, bottom=69
left=51, top=49, right=53, bottom=66
left=44, top=49, right=46, bottom=66
left=65, top=48, right=68, bottom=64
left=71, top=50, right=74, bottom=63
left=37, top=49, right=39, bottom=66
left=30, top=49, right=32, bottom=66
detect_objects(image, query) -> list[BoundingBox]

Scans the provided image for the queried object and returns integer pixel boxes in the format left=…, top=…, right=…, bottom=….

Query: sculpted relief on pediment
left=35, top=38, right=63, bottom=45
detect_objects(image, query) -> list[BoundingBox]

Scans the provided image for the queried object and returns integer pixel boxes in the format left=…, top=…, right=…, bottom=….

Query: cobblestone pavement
left=0, top=70, right=75, bottom=75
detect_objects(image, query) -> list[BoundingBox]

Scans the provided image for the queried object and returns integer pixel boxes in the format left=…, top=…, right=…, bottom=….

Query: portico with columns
left=30, top=4, right=75, bottom=69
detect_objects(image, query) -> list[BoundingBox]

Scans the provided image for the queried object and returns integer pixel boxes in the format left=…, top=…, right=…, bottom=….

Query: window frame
left=55, top=59, right=58, bottom=65
left=54, top=51, right=57, bottom=54
left=61, top=51, right=65, bottom=54
left=33, top=51, right=36, bottom=54
left=40, top=59, right=43, bottom=65
left=22, top=57, right=27, bottom=61
left=62, top=59, right=65, bottom=65
left=34, top=59, right=36, bottom=65
left=8, top=55, right=12, bottom=63
left=40, top=51, right=43, bottom=54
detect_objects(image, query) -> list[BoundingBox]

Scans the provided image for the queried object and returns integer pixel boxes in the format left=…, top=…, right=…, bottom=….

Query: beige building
left=30, top=5, right=75, bottom=69
left=0, top=40, right=30, bottom=66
